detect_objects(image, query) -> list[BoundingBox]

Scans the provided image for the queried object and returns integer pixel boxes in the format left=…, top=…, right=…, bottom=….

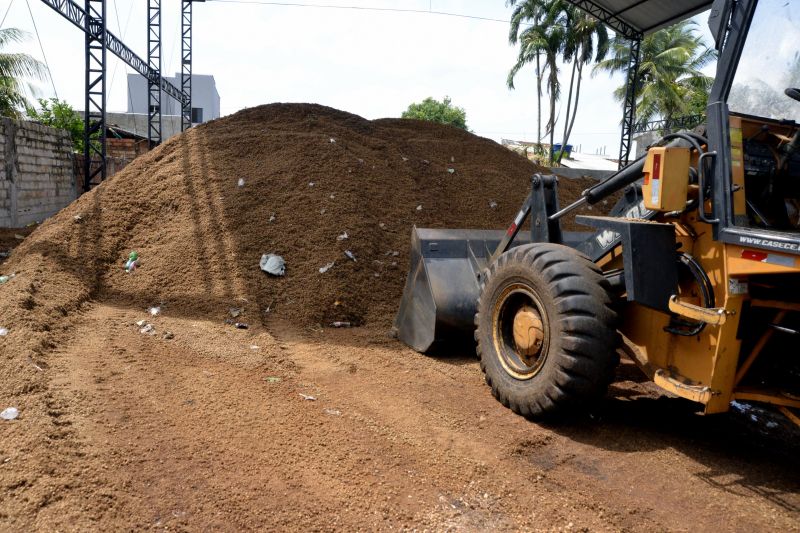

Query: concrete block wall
left=0, top=118, right=76, bottom=228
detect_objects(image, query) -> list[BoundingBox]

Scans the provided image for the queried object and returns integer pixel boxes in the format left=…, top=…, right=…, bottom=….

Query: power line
left=109, top=0, right=124, bottom=92
left=206, top=0, right=515, bottom=25
left=1, top=0, right=16, bottom=28
left=25, top=0, right=58, bottom=99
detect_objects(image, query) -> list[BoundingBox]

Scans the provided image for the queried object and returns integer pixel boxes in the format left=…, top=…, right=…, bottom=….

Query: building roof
left=563, top=0, right=713, bottom=39
left=107, top=124, right=148, bottom=141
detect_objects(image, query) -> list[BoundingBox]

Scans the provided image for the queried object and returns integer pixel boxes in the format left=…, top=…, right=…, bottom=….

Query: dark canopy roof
left=563, top=0, right=713, bottom=39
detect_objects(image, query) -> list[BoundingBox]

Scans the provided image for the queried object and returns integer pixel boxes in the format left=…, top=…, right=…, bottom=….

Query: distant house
left=80, top=74, right=221, bottom=142
left=126, top=72, right=221, bottom=129
left=105, top=124, right=150, bottom=160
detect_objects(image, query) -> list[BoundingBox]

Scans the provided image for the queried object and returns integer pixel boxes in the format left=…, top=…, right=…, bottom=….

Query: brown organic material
left=1, top=103, right=599, bottom=332
left=1, top=104, right=798, bottom=531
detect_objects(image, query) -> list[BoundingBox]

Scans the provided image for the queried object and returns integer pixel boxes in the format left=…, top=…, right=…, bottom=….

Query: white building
left=126, top=72, right=220, bottom=130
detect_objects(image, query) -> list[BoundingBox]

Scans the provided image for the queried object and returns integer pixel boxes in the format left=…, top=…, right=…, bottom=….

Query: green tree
left=507, top=0, right=564, bottom=162
left=0, top=28, right=48, bottom=118
left=401, top=96, right=468, bottom=130
left=557, top=8, right=608, bottom=163
left=507, top=0, right=555, bottom=150
left=26, top=98, right=87, bottom=153
left=507, top=1, right=608, bottom=164
left=593, top=20, right=716, bottom=127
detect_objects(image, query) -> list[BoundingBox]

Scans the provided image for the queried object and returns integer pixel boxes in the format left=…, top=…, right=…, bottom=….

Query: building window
left=191, top=107, right=203, bottom=123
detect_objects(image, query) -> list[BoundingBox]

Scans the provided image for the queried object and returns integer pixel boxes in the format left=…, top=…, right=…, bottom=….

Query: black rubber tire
left=475, top=243, right=619, bottom=419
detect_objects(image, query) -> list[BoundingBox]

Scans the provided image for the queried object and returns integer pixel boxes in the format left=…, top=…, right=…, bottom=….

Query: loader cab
left=706, top=0, right=800, bottom=251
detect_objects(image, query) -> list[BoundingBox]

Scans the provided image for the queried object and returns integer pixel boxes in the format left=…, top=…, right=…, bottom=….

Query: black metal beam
left=148, top=0, right=161, bottom=147
left=84, top=0, right=106, bottom=191
left=40, top=0, right=187, bottom=107
left=633, top=114, right=705, bottom=134
left=181, top=0, right=192, bottom=131
left=562, top=0, right=643, bottom=40
left=618, top=38, right=641, bottom=168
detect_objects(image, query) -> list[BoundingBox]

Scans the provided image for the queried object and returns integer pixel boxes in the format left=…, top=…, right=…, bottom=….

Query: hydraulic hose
left=550, top=135, right=702, bottom=221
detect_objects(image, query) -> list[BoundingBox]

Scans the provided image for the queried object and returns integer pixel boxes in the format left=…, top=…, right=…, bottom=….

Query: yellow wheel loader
left=395, top=0, right=800, bottom=425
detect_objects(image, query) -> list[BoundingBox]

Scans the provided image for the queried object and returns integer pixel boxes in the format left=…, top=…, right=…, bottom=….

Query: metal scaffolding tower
left=40, top=0, right=194, bottom=190
left=147, top=0, right=161, bottom=148
left=84, top=0, right=106, bottom=191
left=618, top=38, right=641, bottom=168
left=181, top=0, right=192, bottom=131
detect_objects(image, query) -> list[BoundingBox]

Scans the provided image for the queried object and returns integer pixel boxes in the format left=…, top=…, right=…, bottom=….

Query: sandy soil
left=1, top=105, right=798, bottom=531
left=2, top=302, right=798, bottom=531
left=0, top=226, right=34, bottom=258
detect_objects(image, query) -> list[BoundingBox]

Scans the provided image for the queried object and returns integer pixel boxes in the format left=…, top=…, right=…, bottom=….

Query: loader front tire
left=475, top=243, right=618, bottom=419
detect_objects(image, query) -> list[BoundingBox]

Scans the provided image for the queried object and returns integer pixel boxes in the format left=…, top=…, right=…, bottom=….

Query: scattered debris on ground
left=0, top=103, right=598, bottom=334
left=3, top=104, right=791, bottom=531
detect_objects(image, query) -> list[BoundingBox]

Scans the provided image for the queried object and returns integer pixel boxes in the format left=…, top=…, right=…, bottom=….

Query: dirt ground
left=1, top=301, right=799, bottom=531
left=0, top=226, right=34, bottom=258
left=1, top=105, right=799, bottom=530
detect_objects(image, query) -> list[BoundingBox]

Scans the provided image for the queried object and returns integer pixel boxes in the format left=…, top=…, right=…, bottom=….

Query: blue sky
left=3, top=0, right=717, bottom=155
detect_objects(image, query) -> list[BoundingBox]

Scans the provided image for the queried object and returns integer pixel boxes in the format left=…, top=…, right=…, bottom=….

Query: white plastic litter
left=447, top=168, right=455, bottom=174
left=237, top=178, right=245, bottom=187
left=319, top=261, right=335, bottom=274
left=260, top=254, right=286, bottom=276
left=336, top=231, right=349, bottom=241
left=344, top=250, right=356, bottom=262
left=300, top=393, right=317, bottom=401
left=309, top=182, right=315, bottom=187
left=268, top=214, right=276, bottom=223
left=416, top=205, right=423, bottom=211
left=148, top=306, right=161, bottom=316
left=1, top=407, right=19, bottom=420
left=135, top=319, right=146, bottom=327
left=140, top=324, right=155, bottom=335
left=0, top=327, right=8, bottom=336
left=329, top=138, right=336, bottom=143
left=489, top=200, right=498, bottom=209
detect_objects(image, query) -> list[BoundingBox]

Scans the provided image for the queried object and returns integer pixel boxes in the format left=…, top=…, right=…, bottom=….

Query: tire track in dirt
left=269, top=322, right=800, bottom=532
left=7, top=303, right=799, bottom=531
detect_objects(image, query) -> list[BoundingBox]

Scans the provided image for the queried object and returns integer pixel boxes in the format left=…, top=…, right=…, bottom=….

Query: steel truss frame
left=40, top=0, right=192, bottom=189
left=83, top=0, right=106, bottom=191
left=618, top=38, right=641, bottom=168
left=181, top=0, right=192, bottom=131
left=147, top=0, right=161, bottom=147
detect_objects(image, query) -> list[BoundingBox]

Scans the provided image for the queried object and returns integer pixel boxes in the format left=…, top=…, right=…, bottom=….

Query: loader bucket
left=394, top=227, right=530, bottom=353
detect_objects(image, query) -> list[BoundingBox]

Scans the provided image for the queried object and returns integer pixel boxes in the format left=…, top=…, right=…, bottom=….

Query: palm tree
left=593, top=20, right=716, bottom=128
left=0, top=28, right=48, bottom=118
left=557, top=7, right=608, bottom=163
left=507, top=0, right=564, bottom=161
left=507, top=1, right=608, bottom=164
